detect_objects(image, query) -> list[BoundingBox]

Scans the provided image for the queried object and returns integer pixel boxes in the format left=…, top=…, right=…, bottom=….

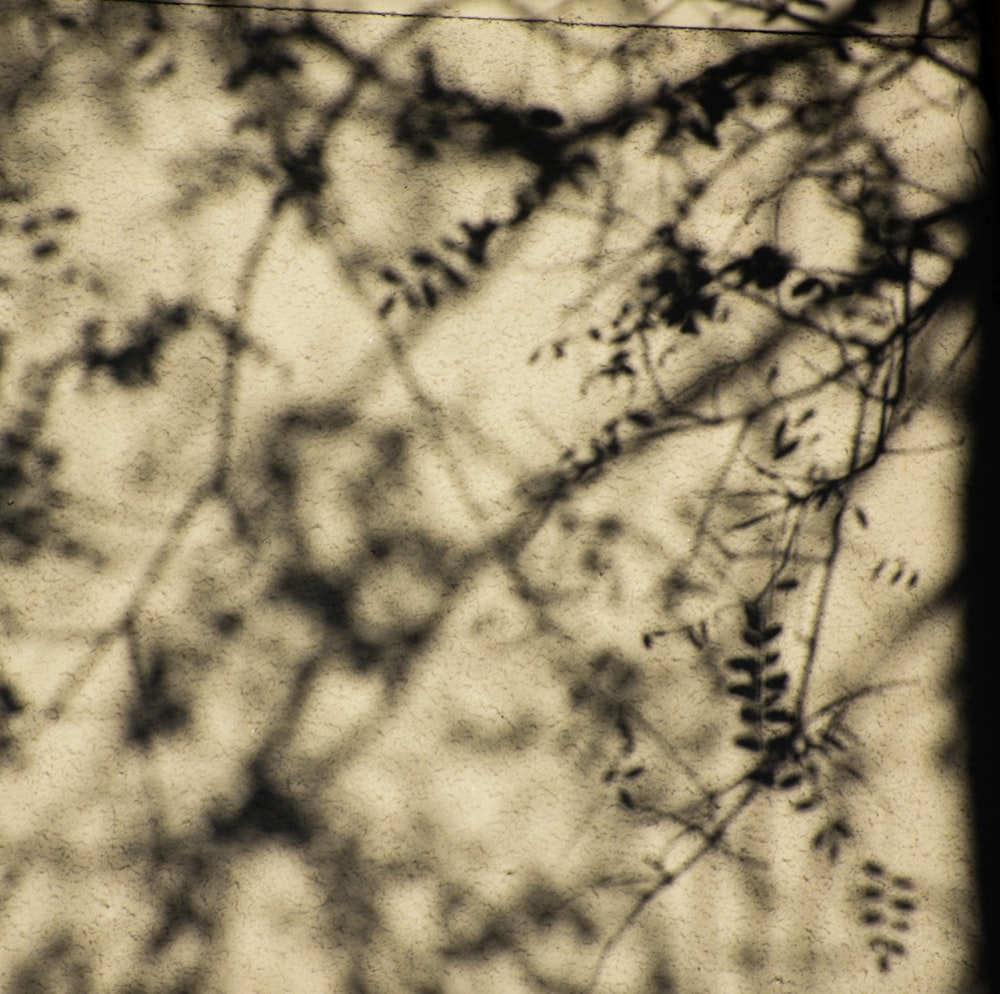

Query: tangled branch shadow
left=0, top=0, right=988, bottom=991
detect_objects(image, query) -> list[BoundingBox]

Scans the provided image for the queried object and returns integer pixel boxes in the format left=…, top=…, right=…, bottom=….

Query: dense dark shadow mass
left=0, top=0, right=991, bottom=991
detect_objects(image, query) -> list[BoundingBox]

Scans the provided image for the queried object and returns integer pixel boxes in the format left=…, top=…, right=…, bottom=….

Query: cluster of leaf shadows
left=0, top=0, right=984, bottom=991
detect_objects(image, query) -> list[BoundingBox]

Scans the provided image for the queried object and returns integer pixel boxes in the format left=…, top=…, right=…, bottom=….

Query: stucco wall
left=0, top=1, right=988, bottom=991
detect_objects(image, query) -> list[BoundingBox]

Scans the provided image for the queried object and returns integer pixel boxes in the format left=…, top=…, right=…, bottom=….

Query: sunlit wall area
left=0, top=1, right=988, bottom=992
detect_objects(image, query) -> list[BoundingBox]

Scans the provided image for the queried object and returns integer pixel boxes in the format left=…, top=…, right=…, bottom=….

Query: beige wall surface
left=0, top=1, right=988, bottom=992
left=86, top=0, right=974, bottom=32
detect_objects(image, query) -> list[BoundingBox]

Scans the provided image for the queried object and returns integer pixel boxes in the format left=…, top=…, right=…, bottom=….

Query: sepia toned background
left=0, top=0, right=992, bottom=991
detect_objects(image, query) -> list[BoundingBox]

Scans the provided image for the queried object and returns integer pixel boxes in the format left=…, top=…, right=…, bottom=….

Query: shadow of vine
left=0, top=0, right=990, bottom=991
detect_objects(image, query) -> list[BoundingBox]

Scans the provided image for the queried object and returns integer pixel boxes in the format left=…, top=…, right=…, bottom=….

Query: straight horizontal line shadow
left=94, top=0, right=967, bottom=41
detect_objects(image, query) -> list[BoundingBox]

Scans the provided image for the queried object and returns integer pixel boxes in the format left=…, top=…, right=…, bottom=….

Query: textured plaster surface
left=0, top=1, right=988, bottom=992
